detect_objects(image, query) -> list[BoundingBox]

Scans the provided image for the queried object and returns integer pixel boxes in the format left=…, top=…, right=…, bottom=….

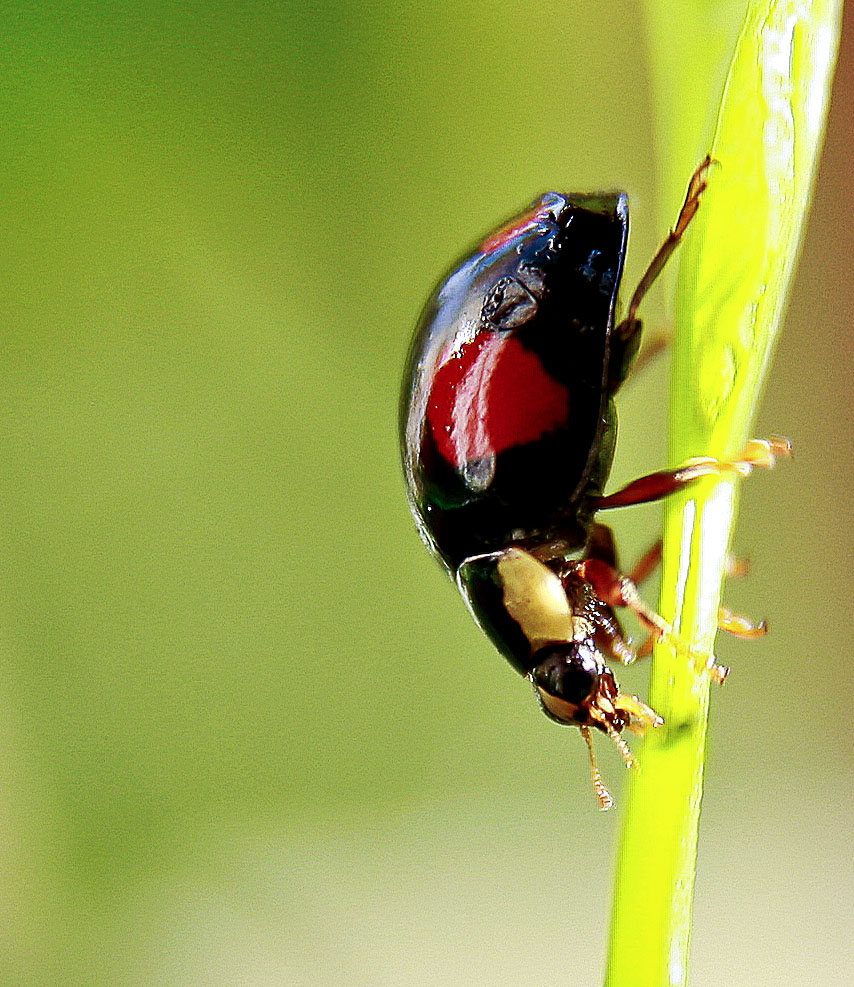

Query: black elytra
left=401, top=192, right=629, bottom=575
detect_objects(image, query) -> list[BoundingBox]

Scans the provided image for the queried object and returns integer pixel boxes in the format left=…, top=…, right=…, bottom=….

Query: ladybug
left=400, top=159, right=790, bottom=807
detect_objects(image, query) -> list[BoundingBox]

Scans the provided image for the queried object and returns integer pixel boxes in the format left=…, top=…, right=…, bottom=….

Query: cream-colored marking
left=534, top=686, right=578, bottom=724
left=497, top=548, right=575, bottom=650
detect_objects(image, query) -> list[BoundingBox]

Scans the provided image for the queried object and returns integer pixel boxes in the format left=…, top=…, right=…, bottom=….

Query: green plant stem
left=605, top=2, right=841, bottom=985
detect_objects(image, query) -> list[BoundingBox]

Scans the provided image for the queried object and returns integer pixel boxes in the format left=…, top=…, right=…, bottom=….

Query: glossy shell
left=401, top=191, right=629, bottom=572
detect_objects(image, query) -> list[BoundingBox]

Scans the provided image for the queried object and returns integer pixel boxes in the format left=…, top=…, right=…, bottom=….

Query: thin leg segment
left=629, top=332, right=670, bottom=378
left=616, top=156, right=713, bottom=346
left=578, top=557, right=730, bottom=684
left=629, top=539, right=663, bottom=586
left=585, top=522, right=619, bottom=569
left=625, top=538, right=748, bottom=588
left=594, top=437, right=792, bottom=511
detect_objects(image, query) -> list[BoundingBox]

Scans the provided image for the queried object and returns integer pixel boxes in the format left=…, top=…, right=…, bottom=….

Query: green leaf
left=605, top=2, right=841, bottom=985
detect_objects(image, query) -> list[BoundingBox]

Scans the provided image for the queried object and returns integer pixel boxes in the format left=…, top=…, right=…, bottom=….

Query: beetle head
left=456, top=546, right=660, bottom=808
left=529, top=640, right=625, bottom=731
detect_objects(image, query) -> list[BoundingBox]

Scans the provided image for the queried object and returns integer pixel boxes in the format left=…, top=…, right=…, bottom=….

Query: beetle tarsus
left=719, top=606, right=769, bottom=639
left=725, top=553, right=751, bottom=578
left=594, top=436, right=794, bottom=511
left=706, top=661, right=730, bottom=686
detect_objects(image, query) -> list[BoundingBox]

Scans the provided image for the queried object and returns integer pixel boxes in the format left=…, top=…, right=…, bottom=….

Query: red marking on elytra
left=427, top=333, right=569, bottom=467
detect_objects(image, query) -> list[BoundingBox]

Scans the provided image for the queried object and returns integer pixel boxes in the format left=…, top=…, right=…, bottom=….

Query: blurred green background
left=0, top=3, right=851, bottom=985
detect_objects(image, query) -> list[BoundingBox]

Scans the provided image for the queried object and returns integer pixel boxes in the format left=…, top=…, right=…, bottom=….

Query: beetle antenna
left=579, top=725, right=614, bottom=811
left=603, top=720, right=637, bottom=770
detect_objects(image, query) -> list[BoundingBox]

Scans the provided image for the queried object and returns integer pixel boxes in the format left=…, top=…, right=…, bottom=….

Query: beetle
left=399, top=159, right=790, bottom=807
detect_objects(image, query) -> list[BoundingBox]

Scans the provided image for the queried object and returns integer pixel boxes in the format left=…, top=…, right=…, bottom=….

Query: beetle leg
left=611, top=320, right=675, bottom=390
left=616, top=156, right=714, bottom=346
left=582, top=528, right=661, bottom=665
left=629, top=539, right=663, bottom=585
left=578, top=557, right=730, bottom=684
left=632, top=330, right=672, bottom=374
left=594, top=616, right=638, bottom=667
left=585, top=522, right=619, bottom=568
left=634, top=634, right=656, bottom=661
left=725, top=554, right=751, bottom=578
left=621, top=579, right=730, bottom=684
left=614, top=538, right=661, bottom=659
left=719, top=606, right=768, bottom=639
left=628, top=541, right=747, bottom=586
left=572, top=528, right=643, bottom=666
left=593, top=436, right=792, bottom=511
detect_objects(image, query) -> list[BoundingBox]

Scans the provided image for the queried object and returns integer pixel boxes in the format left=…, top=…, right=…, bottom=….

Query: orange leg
left=725, top=554, right=751, bottom=579
left=579, top=557, right=730, bottom=684
left=615, top=589, right=768, bottom=660
left=719, top=606, right=768, bottom=639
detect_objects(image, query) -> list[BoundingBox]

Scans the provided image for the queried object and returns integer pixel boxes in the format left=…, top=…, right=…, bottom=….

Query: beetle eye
left=531, top=642, right=600, bottom=705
